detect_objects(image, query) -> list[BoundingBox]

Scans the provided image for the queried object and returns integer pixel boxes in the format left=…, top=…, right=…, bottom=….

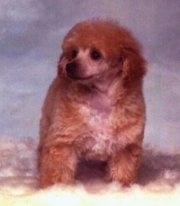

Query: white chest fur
left=79, top=101, right=117, bottom=160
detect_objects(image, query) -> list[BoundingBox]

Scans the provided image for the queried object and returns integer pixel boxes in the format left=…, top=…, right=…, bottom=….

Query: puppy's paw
left=107, top=145, right=142, bottom=186
left=38, top=146, right=77, bottom=188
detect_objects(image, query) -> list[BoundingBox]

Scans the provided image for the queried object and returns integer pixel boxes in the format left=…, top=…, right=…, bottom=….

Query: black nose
left=66, top=61, right=78, bottom=79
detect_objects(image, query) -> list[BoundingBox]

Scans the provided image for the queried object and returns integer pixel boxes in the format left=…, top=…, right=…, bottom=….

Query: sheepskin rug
left=0, top=136, right=179, bottom=206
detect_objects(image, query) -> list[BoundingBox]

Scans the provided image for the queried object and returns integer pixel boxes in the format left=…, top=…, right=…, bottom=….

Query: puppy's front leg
left=108, top=144, right=142, bottom=186
left=38, top=145, right=77, bottom=188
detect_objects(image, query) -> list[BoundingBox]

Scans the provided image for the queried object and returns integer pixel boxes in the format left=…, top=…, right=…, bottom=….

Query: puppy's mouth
left=68, top=74, right=94, bottom=81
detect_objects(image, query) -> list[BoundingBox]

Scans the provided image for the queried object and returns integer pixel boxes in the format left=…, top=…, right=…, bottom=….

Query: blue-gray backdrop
left=0, top=0, right=180, bottom=152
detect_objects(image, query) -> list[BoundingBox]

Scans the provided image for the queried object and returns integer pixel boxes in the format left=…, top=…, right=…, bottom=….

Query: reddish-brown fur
left=38, top=20, right=146, bottom=188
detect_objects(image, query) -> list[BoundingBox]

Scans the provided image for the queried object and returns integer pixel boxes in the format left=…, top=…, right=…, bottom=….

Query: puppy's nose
left=66, top=62, right=76, bottom=72
left=66, top=61, right=78, bottom=79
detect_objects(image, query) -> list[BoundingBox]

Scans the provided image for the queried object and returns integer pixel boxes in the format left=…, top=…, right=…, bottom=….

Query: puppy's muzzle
left=66, top=61, right=78, bottom=79
left=66, top=61, right=91, bottom=80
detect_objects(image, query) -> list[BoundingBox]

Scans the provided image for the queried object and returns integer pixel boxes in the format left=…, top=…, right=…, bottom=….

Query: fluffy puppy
left=38, top=19, right=146, bottom=188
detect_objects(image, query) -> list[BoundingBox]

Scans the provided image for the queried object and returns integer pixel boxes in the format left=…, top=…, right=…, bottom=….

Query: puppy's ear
left=122, top=47, right=146, bottom=87
left=57, top=54, right=67, bottom=77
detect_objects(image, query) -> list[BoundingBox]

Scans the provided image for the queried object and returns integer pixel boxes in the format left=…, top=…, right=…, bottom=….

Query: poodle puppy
left=38, top=19, right=146, bottom=188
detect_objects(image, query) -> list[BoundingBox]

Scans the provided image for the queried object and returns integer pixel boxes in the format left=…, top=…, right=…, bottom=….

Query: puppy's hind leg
left=38, top=145, right=77, bottom=188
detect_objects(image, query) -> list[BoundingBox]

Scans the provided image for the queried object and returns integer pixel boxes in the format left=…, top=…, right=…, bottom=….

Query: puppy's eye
left=71, top=49, right=78, bottom=59
left=90, top=49, right=102, bottom=60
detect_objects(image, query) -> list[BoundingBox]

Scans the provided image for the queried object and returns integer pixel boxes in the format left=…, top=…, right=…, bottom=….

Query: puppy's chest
left=78, top=102, right=117, bottom=160
left=81, top=104, right=112, bottom=131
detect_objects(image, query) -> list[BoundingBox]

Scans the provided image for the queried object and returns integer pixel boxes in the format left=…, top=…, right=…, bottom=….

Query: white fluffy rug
left=0, top=136, right=179, bottom=206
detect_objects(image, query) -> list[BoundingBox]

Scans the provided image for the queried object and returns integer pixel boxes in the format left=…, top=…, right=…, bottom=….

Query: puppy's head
left=58, top=20, right=146, bottom=88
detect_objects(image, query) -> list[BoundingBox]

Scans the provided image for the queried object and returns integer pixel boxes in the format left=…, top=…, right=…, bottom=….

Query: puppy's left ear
left=122, top=47, right=146, bottom=87
left=57, top=54, right=67, bottom=77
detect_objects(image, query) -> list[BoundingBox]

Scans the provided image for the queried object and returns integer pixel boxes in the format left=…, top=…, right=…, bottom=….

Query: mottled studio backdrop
left=0, top=0, right=180, bottom=151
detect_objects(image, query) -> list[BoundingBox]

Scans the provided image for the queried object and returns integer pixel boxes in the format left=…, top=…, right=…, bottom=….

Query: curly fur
left=38, top=19, right=146, bottom=188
